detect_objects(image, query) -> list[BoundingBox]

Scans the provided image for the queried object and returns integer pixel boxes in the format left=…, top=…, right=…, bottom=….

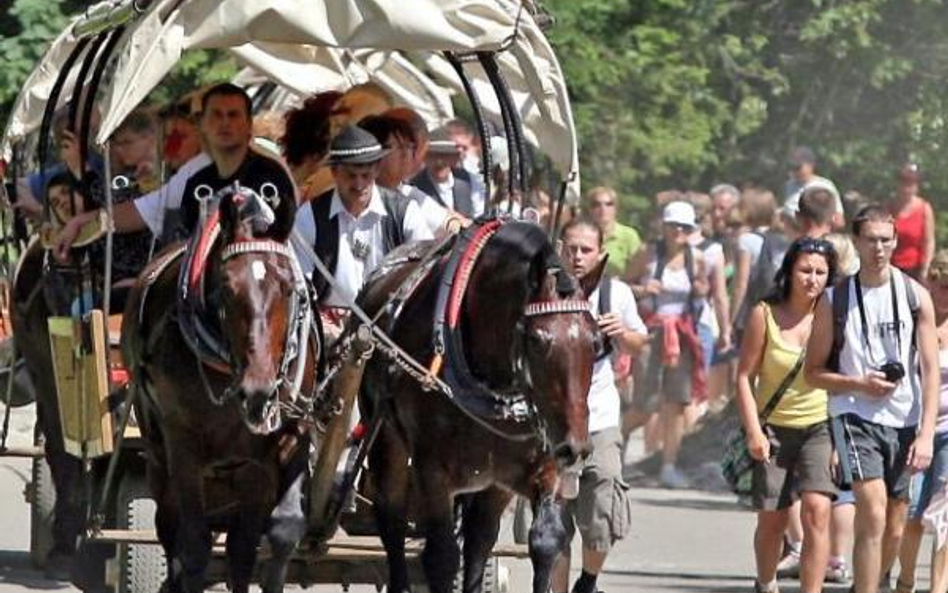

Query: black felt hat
left=327, top=124, right=387, bottom=165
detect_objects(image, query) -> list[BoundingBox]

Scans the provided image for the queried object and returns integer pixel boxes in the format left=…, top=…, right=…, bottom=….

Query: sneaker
left=825, top=559, right=852, bottom=584
left=659, top=465, right=690, bottom=489
left=754, top=581, right=779, bottom=593
left=775, top=550, right=800, bottom=579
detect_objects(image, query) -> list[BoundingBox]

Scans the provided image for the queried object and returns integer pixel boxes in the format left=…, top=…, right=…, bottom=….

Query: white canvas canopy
left=95, top=0, right=519, bottom=144
left=3, top=0, right=579, bottom=196
left=230, top=47, right=456, bottom=129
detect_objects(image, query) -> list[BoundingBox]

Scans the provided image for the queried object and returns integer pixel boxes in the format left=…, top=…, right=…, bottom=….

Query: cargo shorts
left=561, top=427, right=633, bottom=551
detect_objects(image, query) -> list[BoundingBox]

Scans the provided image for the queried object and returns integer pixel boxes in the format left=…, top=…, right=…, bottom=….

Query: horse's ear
left=266, top=195, right=296, bottom=243
left=218, top=191, right=245, bottom=244
left=538, top=269, right=559, bottom=300
left=579, top=253, right=609, bottom=299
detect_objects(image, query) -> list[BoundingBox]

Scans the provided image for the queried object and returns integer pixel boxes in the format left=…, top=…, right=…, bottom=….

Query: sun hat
left=426, top=126, right=461, bottom=155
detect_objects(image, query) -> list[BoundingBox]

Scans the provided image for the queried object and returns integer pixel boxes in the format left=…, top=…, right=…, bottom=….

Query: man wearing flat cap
left=293, top=124, right=433, bottom=333
left=410, top=126, right=484, bottom=219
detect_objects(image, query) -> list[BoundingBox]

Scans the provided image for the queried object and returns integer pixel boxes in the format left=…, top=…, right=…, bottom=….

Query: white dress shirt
left=435, top=173, right=456, bottom=211
left=400, top=183, right=449, bottom=235
left=433, top=171, right=485, bottom=217
left=293, top=185, right=433, bottom=307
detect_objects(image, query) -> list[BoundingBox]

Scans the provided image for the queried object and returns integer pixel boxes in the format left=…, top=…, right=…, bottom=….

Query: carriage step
left=88, top=531, right=530, bottom=559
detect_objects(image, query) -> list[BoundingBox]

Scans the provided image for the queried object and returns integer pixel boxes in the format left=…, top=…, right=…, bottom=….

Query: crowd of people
left=9, top=79, right=947, bottom=593
left=538, top=142, right=941, bottom=593
left=577, top=149, right=941, bottom=593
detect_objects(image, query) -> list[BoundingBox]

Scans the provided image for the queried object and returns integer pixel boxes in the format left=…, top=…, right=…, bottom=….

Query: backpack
left=598, top=274, right=613, bottom=360
left=734, top=230, right=790, bottom=334
left=652, top=240, right=698, bottom=320
left=828, top=272, right=921, bottom=372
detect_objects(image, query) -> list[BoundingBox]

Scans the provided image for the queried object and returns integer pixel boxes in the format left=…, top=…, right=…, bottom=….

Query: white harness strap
left=523, top=299, right=592, bottom=318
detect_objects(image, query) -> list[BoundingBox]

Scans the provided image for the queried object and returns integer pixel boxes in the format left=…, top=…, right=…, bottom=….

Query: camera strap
left=853, top=272, right=902, bottom=365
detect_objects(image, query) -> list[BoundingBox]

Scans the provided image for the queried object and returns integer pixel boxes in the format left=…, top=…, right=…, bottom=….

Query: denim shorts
left=908, top=431, right=948, bottom=519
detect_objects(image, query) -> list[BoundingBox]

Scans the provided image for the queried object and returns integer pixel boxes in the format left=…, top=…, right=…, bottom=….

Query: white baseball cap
left=662, top=201, right=697, bottom=228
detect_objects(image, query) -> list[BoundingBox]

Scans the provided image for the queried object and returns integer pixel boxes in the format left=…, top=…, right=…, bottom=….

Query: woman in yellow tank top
left=735, top=237, right=839, bottom=593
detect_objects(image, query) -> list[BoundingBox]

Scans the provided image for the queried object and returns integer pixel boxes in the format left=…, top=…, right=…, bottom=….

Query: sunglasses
left=796, top=237, right=835, bottom=254
left=590, top=200, right=615, bottom=208
left=663, top=222, right=694, bottom=232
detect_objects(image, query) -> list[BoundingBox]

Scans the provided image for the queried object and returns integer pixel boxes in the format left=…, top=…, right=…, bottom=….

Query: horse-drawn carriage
left=0, top=1, right=592, bottom=592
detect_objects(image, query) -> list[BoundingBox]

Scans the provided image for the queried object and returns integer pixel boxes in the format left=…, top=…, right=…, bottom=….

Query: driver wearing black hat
left=293, top=124, right=433, bottom=334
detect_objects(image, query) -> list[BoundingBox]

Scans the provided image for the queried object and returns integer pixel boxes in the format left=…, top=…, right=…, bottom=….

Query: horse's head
left=212, top=187, right=307, bottom=435
left=512, top=234, right=600, bottom=473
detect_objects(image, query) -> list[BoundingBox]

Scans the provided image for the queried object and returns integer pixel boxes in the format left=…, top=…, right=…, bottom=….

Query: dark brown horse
left=121, top=189, right=317, bottom=593
left=356, top=220, right=599, bottom=593
left=11, top=239, right=88, bottom=579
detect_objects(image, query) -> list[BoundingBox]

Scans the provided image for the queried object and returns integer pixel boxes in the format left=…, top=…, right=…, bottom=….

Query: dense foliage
left=545, top=0, right=948, bottom=238
left=3, top=0, right=948, bottom=238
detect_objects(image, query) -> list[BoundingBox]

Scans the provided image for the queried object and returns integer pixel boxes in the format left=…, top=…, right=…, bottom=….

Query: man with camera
left=806, top=205, right=939, bottom=593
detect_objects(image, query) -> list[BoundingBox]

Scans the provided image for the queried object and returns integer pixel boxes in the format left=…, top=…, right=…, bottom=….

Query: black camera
left=879, top=361, right=906, bottom=383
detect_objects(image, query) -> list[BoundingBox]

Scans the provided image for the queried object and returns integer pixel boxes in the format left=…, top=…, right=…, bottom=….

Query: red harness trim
left=188, top=209, right=221, bottom=297
left=446, top=220, right=503, bottom=329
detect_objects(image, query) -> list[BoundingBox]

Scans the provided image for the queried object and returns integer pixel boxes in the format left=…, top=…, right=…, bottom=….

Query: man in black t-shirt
left=53, top=83, right=296, bottom=258
left=176, top=84, right=295, bottom=239
left=177, top=148, right=295, bottom=240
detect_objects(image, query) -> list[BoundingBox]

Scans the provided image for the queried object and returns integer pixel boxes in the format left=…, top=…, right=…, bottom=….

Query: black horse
left=121, top=189, right=318, bottom=593
left=356, top=220, right=599, bottom=593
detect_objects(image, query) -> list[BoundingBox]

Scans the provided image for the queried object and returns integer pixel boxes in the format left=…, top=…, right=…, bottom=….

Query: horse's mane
left=489, top=221, right=577, bottom=298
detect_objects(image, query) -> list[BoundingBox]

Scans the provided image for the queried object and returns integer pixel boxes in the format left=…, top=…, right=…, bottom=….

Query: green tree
left=0, top=0, right=74, bottom=124
left=546, top=0, right=948, bottom=236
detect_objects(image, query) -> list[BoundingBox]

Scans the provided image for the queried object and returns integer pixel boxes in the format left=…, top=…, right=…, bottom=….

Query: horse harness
left=428, top=218, right=593, bottom=446
left=135, top=199, right=314, bottom=424
left=302, top=216, right=593, bottom=448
